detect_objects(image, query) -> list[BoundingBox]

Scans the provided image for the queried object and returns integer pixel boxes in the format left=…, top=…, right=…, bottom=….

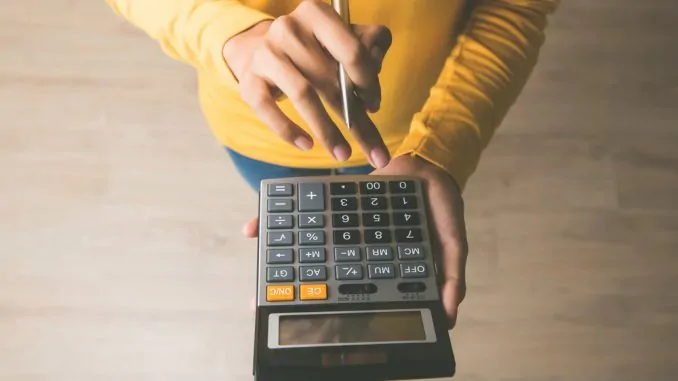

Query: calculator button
left=299, top=266, right=328, bottom=281
left=268, top=183, right=293, bottom=197
left=267, top=199, right=293, bottom=213
left=267, top=215, right=293, bottom=229
left=299, top=248, right=326, bottom=263
left=393, top=212, right=420, bottom=226
left=360, top=181, right=386, bottom=194
left=298, top=183, right=325, bottom=212
left=333, top=229, right=361, bottom=245
left=397, top=282, right=427, bottom=293
left=267, top=231, right=293, bottom=246
left=361, top=196, right=388, bottom=210
left=400, top=263, right=428, bottom=278
left=389, top=180, right=415, bottom=193
left=299, top=230, right=325, bottom=245
left=395, top=228, right=423, bottom=243
left=267, top=248, right=294, bottom=264
left=267, top=266, right=295, bottom=282
left=366, top=246, right=393, bottom=261
left=332, top=213, right=359, bottom=227
left=335, top=264, right=363, bottom=280
left=364, top=229, right=391, bottom=244
left=298, top=213, right=324, bottom=228
left=300, top=284, right=328, bottom=300
left=368, top=264, right=396, bottom=279
left=331, top=197, right=358, bottom=211
left=334, top=247, right=361, bottom=262
left=391, top=195, right=418, bottom=209
left=266, top=285, right=295, bottom=302
left=338, top=283, right=377, bottom=295
left=330, top=182, right=357, bottom=195
left=362, top=212, right=390, bottom=227
left=397, top=244, right=425, bottom=260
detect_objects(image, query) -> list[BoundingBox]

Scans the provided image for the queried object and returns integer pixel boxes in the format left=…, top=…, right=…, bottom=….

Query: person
left=105, top=0, right=559, bottom=329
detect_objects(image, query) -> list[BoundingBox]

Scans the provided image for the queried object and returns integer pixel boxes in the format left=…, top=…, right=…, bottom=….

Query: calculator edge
left=252, top=175, right=455, bottom=380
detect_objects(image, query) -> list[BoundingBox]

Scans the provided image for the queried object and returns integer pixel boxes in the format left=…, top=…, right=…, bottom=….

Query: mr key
left=252, top=175, right=455, bottom=381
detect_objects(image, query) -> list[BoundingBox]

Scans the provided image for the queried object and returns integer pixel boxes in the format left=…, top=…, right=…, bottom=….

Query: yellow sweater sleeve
left=104, top=0, right=273, bottom=88
left=395, top=0, right=560, bottom=190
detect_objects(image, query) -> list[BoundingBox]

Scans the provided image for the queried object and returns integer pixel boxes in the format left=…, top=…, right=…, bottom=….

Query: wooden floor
left=1, top=0, right=677, bottom=380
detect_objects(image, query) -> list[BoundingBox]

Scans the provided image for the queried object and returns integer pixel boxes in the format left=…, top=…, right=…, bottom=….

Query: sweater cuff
left=394, top=117, right=482, bottom=192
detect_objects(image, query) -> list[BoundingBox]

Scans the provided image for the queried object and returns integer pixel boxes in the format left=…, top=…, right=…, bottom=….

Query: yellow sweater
left=105, top=0, right=558, bottom=189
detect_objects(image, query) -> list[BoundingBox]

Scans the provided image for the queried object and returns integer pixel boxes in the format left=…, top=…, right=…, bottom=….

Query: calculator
left=252, top=175, right=455, bottom=381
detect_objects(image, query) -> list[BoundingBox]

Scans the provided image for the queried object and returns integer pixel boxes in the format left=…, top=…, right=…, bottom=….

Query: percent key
left=299, top=230, right=325, bottom=245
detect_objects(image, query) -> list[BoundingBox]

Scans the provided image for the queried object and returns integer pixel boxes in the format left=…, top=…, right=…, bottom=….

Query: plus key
left=298, top=183, right=325, bottom=212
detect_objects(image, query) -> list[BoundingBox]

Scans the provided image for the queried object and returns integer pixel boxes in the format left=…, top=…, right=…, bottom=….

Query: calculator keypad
left=258, top=177, right=439, bottom=305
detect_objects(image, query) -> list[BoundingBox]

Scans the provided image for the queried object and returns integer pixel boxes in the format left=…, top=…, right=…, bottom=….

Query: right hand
left=223, top=0, right=393, bottom=168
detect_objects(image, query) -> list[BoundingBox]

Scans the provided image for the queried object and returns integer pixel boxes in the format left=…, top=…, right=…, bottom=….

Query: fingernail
left=294, top=136, right=313, bottom=151
left=370, top=148, right=390, bottom=168
left=333, top=145, right=351, bottom=162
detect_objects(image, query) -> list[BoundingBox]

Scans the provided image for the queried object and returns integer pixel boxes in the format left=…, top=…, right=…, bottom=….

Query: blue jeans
left=226, top=148, right=374, bottom=191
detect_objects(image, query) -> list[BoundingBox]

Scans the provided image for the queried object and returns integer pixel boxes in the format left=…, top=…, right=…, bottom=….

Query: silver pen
left=331, top=0, right=353, bottom=129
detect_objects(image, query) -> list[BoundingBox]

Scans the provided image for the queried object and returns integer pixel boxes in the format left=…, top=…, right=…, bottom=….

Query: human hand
left=242, top=155, right=468, bottom=328
left=223, top=0, right=392, bottom=168
left=370, top=155, right=468, bottom=328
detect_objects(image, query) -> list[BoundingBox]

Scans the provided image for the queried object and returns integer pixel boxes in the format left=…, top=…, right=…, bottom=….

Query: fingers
left=295, top=1, right=382, bottom=107
left=345, top=108, right=391, bottom=168
left=242, top=217, right=259, bottom=238
left=253, top=37, right=352, bottom=161
left=353, top=24, right=393, bottom=80
left=240, top=74, right=314, bottom=151
left=424, top=175, right=468, bottom=328
left=235, top=0, right=393, bottom=166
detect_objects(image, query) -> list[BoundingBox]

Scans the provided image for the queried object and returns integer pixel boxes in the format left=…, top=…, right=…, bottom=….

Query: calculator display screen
left=277, top=310, right=426, bottom=346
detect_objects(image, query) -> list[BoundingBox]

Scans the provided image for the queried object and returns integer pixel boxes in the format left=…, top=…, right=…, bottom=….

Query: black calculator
left=252, top=175, right=455, bottom=381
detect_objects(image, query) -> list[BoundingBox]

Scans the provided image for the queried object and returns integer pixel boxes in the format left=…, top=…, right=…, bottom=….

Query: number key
left=331, top=197, right=357, bottom=211
left=361, top=196, right=388, bottom=210
left=395, top=228, right=423, bottom=243
left=333, top=229, right=361, bottom=245
left=363, top=212, right=389, bottom=227
left=364, top=229, right=391, bottom=244
left=332, top=213, right=359, bottom=227
left=391, top=195, right=417, bottom=209
left=393, top=212, right=420, bottom=226
left=389, top=180, right=415, bottom=193
left=360, top=181, right=386, bottom=194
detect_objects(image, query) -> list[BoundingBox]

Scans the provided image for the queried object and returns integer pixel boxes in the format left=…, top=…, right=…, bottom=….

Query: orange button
left=266, top=285, right=295, bottom=302
left=300, top=284, right=328, bottom=301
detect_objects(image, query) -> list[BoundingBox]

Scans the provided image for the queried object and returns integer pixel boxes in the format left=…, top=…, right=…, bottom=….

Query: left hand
left=242, top=155, right=468, bottom=329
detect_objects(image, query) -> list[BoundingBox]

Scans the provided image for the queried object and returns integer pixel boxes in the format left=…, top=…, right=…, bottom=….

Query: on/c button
left=300, top=284, right=328, bottom=300
left=266, top=285, right=295, bottom=302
